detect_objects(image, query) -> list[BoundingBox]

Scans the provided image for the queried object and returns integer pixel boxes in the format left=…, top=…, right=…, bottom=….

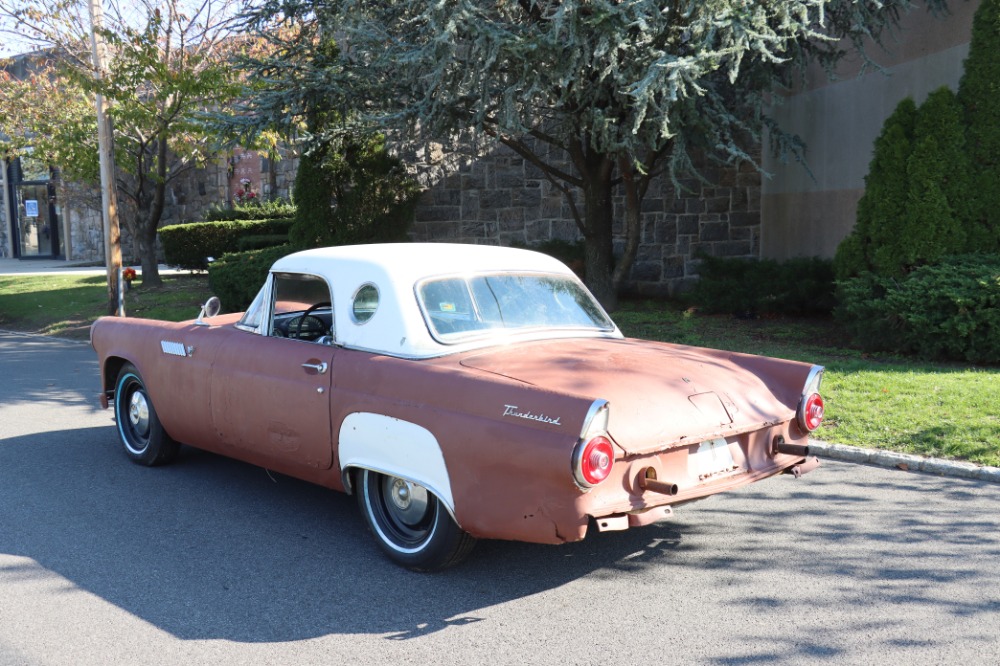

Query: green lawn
left=614, top=302, right=1000, bottom=467
left=2, top=274, right=997, bottom=466
left=0, top=273, right=213, bottom=338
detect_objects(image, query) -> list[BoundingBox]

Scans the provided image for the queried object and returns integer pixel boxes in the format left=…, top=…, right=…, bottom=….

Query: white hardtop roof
left=267, top=243, right=615, bottom=358
left=270, top=243, right=575, bottom=282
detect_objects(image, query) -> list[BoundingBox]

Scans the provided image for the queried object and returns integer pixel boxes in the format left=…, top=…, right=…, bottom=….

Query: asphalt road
left=1, top=332, right=999, bottom=665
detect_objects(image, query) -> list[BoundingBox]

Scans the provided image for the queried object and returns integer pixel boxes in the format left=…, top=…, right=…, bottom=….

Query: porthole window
left=352, top=283, right=379, bottom=324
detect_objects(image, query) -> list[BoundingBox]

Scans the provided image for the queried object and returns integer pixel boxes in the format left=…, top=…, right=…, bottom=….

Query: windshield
left=418, top=273, right=614, bottom=341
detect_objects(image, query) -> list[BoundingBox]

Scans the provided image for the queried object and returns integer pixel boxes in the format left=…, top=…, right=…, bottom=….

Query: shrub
left=160, top=217, right=294, bottom=270
left=836, top=254, right=1000, bottom=363
left=688, top=255, right=835, bottom=317
left=834, top=99, right=916, bottom=280
left=958, top=0, right=1000, bottom=250
left=237, top=234, right=289, bottom=252
left=290, top=146, right=336, bottom=246
left=208, top=244, right=292, bottom=311
left=290, top=134, right=419, bottom=248
left=892, top=88, right=969, bottom=272
left=205, top=198, right=296, bottom=222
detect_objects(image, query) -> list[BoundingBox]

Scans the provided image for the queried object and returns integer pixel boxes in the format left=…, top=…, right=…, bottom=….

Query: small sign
left=24, top=200, right=39, bottom=218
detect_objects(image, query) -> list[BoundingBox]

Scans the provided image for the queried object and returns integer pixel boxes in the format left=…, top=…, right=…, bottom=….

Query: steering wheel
left=294, top=301, right=331, bottom=340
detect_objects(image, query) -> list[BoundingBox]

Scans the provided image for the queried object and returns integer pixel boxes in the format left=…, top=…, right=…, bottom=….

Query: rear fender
left=338, top=412, right=455, bottom=515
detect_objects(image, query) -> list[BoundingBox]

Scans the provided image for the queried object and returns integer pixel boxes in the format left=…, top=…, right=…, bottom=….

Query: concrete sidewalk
left=0, top=257, right=186, bottom=276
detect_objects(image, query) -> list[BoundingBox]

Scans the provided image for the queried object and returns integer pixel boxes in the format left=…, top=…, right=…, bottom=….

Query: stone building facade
left=4, top=139, right=758, bottom=297
left=1, top=149, right=293, bottom=263
left=410, top=143, right=761, bottom=296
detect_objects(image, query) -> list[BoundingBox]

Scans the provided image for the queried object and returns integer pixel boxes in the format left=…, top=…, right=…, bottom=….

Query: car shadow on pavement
left=3, top=425, right=1000, bottom=646
left=1, top=425, right=696, bottom=642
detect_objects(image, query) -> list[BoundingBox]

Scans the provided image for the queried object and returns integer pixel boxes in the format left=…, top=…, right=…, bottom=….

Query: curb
left=0, top=329, right=91, bottom=345
left=810, top=440, right=1000, bottom=484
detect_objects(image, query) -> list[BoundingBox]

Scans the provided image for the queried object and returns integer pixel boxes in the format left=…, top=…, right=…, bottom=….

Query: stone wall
left=411, top=143, right=761, bottom=296
left=48, top=150, right=295, bottom=264
left=15, top=139, right=760, bottom=289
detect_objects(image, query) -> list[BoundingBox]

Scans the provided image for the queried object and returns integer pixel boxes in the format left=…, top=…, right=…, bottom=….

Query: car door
left=209, top=272, right=336, bottom=471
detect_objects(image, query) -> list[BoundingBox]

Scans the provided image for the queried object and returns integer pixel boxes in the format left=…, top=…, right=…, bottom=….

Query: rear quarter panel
left=329, top=350, right=598, bottom=544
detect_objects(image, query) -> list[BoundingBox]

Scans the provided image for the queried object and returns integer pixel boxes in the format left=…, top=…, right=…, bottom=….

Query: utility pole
left=88, top=0, right=124, bottom=316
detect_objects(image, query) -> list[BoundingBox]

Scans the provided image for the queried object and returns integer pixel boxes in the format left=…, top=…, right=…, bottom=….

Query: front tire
left=356, top=469, right=475, bottom=571
left=113, top=364, right=179, bottom=466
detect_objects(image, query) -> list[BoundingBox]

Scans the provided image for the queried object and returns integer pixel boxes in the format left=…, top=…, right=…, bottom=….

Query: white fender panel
left=338, top=412, right=454, bottom=511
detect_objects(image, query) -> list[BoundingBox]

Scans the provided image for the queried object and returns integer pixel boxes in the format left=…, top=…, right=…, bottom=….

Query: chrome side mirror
left=194, top=296, right=222, bottom=326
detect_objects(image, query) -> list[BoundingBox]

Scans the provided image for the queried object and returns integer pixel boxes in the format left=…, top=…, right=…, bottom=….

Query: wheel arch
left=338, top=412, right=456, bottom=517
left=99, top=355, right=132, bottom=407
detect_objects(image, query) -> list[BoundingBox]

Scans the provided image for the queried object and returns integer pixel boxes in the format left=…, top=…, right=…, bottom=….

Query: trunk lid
left=459, top=337, right=806, bottom=455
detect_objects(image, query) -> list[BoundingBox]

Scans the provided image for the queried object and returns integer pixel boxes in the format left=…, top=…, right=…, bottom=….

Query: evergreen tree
left=835, top=98, right=916, bottom=279
left=290, top=135, right=419, bottom=248
left=904, top=87, right=969, bottom=263
left=290, top=145, right=337, bottom=248
left=958, top=0, right=1000, bottom=250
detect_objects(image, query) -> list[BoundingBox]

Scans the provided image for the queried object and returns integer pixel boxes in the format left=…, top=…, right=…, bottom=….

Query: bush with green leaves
left=160, top=217, right=294, bottom=270
left=836, top=254, right=1000, bottom=363
left=205, top=198, right=296, bottom=222
left=835, top=99, right=916, bottom=280
left=688, top=255, right=836, bottom=317
left=208, top=244, right=291, bottom=311
left=236, top=234, right=289, bottom=252
left=289, top=134, right=419, bottom=248
left=959, top=0, right=1000, bottom=250
left=835, top=89, right=975, bottom=280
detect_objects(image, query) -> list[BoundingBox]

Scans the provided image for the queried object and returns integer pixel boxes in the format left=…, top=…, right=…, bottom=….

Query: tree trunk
left=138, top=140, right=170, bottom=287
left=612, top=157, right=644, bottom=295
left=580, top=154, right=618, bottom=311
left=139, top=222, right=161, bottom=287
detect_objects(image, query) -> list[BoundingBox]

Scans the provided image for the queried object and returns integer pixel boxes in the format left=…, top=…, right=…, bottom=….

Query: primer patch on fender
left=268, top=422, right=300, bottom=452
left=160, top=340, right=188, bottom=357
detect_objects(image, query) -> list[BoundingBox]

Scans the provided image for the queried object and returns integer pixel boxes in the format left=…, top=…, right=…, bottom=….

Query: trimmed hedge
left=237, top=234, right=289, bottom=252
left=836, top=254, right=1000, bottom=363
left=160, top=217, right=294, bottom=270
left=205, top=199, right=296, bottom=222
left=688, top=255, right=836, bottom=317
left=208, top=244, right=292, bottom=312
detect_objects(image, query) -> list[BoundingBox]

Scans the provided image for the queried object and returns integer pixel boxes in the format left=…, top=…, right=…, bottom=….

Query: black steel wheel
left=113, top=363, right=179, bottom=466
left=357, top=469, right=476, bottom=571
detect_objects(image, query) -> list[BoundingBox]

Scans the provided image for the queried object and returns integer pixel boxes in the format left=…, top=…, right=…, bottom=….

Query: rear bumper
left=581, top=424, right=817, bottom=535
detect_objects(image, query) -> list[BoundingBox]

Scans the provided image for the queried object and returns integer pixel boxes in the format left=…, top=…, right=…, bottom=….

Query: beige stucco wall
left=762, top=0, right=980, bottom=260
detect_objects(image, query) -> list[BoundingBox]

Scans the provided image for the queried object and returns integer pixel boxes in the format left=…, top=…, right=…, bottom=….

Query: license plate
left=688, top=438, right=735, bottom=480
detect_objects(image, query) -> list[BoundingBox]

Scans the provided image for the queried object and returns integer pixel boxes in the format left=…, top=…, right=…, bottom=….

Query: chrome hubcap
left=386, top=477, right=429, bottom=526
left=128, top=391, right=150, bottom=438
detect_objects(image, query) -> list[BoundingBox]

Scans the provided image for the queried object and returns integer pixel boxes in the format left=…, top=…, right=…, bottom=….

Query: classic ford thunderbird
left=91, top=243, right=823, bottom=570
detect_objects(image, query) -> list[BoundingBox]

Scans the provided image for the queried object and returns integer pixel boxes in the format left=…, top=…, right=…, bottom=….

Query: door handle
left=301, top=361, right=328, bottom=374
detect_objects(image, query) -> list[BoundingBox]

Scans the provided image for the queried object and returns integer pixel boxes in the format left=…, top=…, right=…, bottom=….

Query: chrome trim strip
left=572, top=399, right=611, bottom=489
left=797, top=365, right=826, bottom=431
left=578, top=399, right=610, bottom=440
left=801, top=364, right=825, bottom=398
left=350, top=282, right=380, bottom=325
left=160, top=340, right=187, bottom=357
left=333, top=330, right=623, bottom=361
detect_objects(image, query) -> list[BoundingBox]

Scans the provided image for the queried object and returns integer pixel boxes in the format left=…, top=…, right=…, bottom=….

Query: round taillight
left=801, top=393, right=824, bottom=432
left=577, top=436, right=614, bottom=487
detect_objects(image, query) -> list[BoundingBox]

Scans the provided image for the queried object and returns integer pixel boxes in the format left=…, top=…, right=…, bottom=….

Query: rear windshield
left=417, top=273, right=614, bottom=340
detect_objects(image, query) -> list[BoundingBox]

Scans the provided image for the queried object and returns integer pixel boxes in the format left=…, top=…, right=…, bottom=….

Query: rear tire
left=113, top=364, right=179, bottom=466
left=356, top=469, right=476, bottom=571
